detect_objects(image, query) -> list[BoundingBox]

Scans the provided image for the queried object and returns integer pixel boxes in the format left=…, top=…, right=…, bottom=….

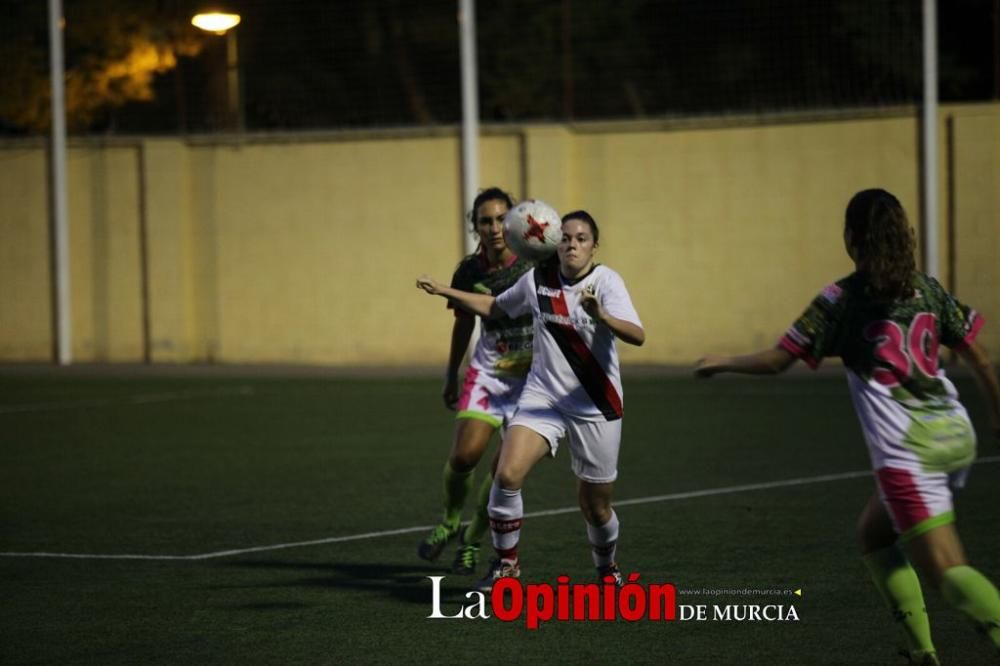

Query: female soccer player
left=417, top=210, right=645, bottom=591
left=695, top=189, right=1000, bottom=664
left=416, top=187, right=534, bottom=576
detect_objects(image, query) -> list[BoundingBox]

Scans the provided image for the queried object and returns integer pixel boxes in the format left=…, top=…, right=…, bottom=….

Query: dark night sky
left=2, top=0, right=997, bottom=134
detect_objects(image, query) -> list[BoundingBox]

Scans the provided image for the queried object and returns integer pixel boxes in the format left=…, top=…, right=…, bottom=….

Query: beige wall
left=950, top=108, right=1000, bottom=352
left=0, top=149, right=50, bottom=359
left=1, top=104, right=997, bottom=365
left=572, top=116, right=923, bottom=363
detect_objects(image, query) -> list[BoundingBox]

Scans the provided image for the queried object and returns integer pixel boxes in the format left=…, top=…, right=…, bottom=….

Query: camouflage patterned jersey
left=449, top=249, right=534, bottom=379
left=779, top=272, right=984, bottom=473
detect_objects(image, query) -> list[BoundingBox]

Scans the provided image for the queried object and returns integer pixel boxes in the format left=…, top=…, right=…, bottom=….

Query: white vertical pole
left=226, top=28, right=244, bottom=133
left=48, top=0, right=72, bottom=365
left=922, top=0, right=939, bottom=278
left=459, top=0, right=480, bottom=256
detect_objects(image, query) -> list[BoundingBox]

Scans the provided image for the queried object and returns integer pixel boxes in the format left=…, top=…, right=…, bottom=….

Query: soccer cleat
left=898, top=649, right=940, bottom=665
left=597, top=562, right=624, bottom=588
left=417, top=523, right=459, bottom=562
left=474, top=558, right=520, bottom=593
left=451, top=541, right=480, bottom=575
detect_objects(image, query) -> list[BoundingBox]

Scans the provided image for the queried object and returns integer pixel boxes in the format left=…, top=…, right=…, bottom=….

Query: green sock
left=940, top=565, right=1000, bottom=647
left=442, top=461, right=473, bottom=530
left=863, top=546, right=935, bottom=655
left=463, top=472, right=493, bottom=546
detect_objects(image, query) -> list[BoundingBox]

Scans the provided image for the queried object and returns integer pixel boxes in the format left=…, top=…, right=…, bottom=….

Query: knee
left=448, top=450, right=478, bottom=473
left=587, top=507, right=612, bottom=527
left=449, top=435, right=487, bottom=472
left=494, top=468, right=524, bottom=491
left=578, top=497, right=612, bottom=526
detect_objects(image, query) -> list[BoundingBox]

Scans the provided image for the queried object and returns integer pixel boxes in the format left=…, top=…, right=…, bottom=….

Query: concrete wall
left=1, top=104, right=997, bottom=365
left=0, top=148, right=51, bottom=360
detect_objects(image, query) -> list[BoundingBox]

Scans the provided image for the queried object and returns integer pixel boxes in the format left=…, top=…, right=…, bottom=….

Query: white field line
left=3, top=455, right=999, bottom=562
left=0, top=386, right=255, bottom=414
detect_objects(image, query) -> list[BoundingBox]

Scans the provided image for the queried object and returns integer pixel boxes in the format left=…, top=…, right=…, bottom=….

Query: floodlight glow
left=191, top=12, right=241, bottom=34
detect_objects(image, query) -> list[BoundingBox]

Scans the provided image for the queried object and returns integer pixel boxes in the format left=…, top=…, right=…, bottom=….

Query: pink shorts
left=455, top=367, right=525, bottom=429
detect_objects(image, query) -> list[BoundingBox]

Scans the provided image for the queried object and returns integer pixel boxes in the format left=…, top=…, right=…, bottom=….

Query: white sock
left=488, top=482, right=523, bottom=556
left=586, top=511, right=619, bottom=568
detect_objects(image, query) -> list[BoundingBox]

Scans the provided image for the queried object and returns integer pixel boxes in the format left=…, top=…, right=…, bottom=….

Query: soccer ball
left=503, top=199, right=562, bottom=262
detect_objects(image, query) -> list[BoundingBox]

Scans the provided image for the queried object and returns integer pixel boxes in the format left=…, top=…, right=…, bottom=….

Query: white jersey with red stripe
left=495, top=264, right=641, bottom=422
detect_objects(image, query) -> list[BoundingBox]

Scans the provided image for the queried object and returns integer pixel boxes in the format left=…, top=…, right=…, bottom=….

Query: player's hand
left=694, top=356, right=728, bottom=378
left=580, top=284, right=605, bottom=322
left=442, top=377, right=459, bottom=410
left=417, top=275, right=444, bottom=295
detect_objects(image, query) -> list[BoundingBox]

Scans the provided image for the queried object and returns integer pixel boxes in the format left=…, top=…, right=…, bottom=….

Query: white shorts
left=875, top=464, right=970, bottom=541
left=456, top=367, right=525, bottom=429
left=509, top=404, right=621, bottom=483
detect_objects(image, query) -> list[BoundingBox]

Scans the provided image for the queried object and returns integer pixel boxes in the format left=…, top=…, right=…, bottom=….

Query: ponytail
left=844, top=189, right=916, bottom=301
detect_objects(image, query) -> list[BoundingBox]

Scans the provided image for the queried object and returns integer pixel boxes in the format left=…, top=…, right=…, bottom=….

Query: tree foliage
left=0, top=0, right=201, bottom=132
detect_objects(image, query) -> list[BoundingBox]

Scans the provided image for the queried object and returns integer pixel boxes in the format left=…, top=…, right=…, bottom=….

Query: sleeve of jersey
left=599, top=270, right=642, bottom=327
left=935, top=279, right=985, bottom=350
left=777, top=285, right=843, bottom=369
left=495, top=271, right=533, bottom=319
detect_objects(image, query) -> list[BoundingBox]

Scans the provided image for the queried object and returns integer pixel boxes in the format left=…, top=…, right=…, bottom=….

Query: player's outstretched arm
left=955, top=340, right=1000, bottom=440
left=694, top=348, right=797, bottom=378
left=416, top=275, right=499, bottom=319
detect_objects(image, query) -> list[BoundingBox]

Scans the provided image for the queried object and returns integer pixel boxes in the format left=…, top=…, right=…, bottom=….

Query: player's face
left=475, top=199, right=509, bottom=254
left=558, top=218, right=596, bottom=277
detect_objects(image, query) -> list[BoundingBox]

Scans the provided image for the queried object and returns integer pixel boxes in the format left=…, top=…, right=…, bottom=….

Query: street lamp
left=191, top=11, right=243, bottom=131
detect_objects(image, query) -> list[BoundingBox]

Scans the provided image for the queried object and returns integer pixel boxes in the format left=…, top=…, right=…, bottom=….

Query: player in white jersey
left=695, top=189, right=1000, bottom=664
left=416, top=187, right=534, bottom=576
left=418, top=210, right=645, bottom=591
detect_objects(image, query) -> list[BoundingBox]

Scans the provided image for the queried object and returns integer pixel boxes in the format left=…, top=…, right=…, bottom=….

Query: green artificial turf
left=1, top=371, right=997, bottom=664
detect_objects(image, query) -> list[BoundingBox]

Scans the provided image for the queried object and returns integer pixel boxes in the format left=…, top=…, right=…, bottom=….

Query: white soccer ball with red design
left=503, top=199, right=562, bottom=262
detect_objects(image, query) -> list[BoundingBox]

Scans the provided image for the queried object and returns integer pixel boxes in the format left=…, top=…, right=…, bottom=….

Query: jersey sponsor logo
left=539, top=312, right=595, bottom=329
left=536, top=285, right=561, bottom=297
left=496, top=339, right=532, bottom=354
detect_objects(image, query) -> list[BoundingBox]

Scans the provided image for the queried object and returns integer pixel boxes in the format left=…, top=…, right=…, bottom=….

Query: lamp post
left=191, top=12, right=243, bottom=131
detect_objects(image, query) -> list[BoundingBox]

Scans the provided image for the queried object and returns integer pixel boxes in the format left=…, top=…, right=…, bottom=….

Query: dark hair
left=468, top=187, right=515, bottom=230
left=561, top=209, right=599, bottom=244
left=844, top=188, right=915, bottom=301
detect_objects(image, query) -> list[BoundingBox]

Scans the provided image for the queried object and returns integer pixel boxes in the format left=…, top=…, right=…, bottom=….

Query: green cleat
left=451, top=541, right=480, bottom=575
left=417, top=523, right=459, bottom=562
